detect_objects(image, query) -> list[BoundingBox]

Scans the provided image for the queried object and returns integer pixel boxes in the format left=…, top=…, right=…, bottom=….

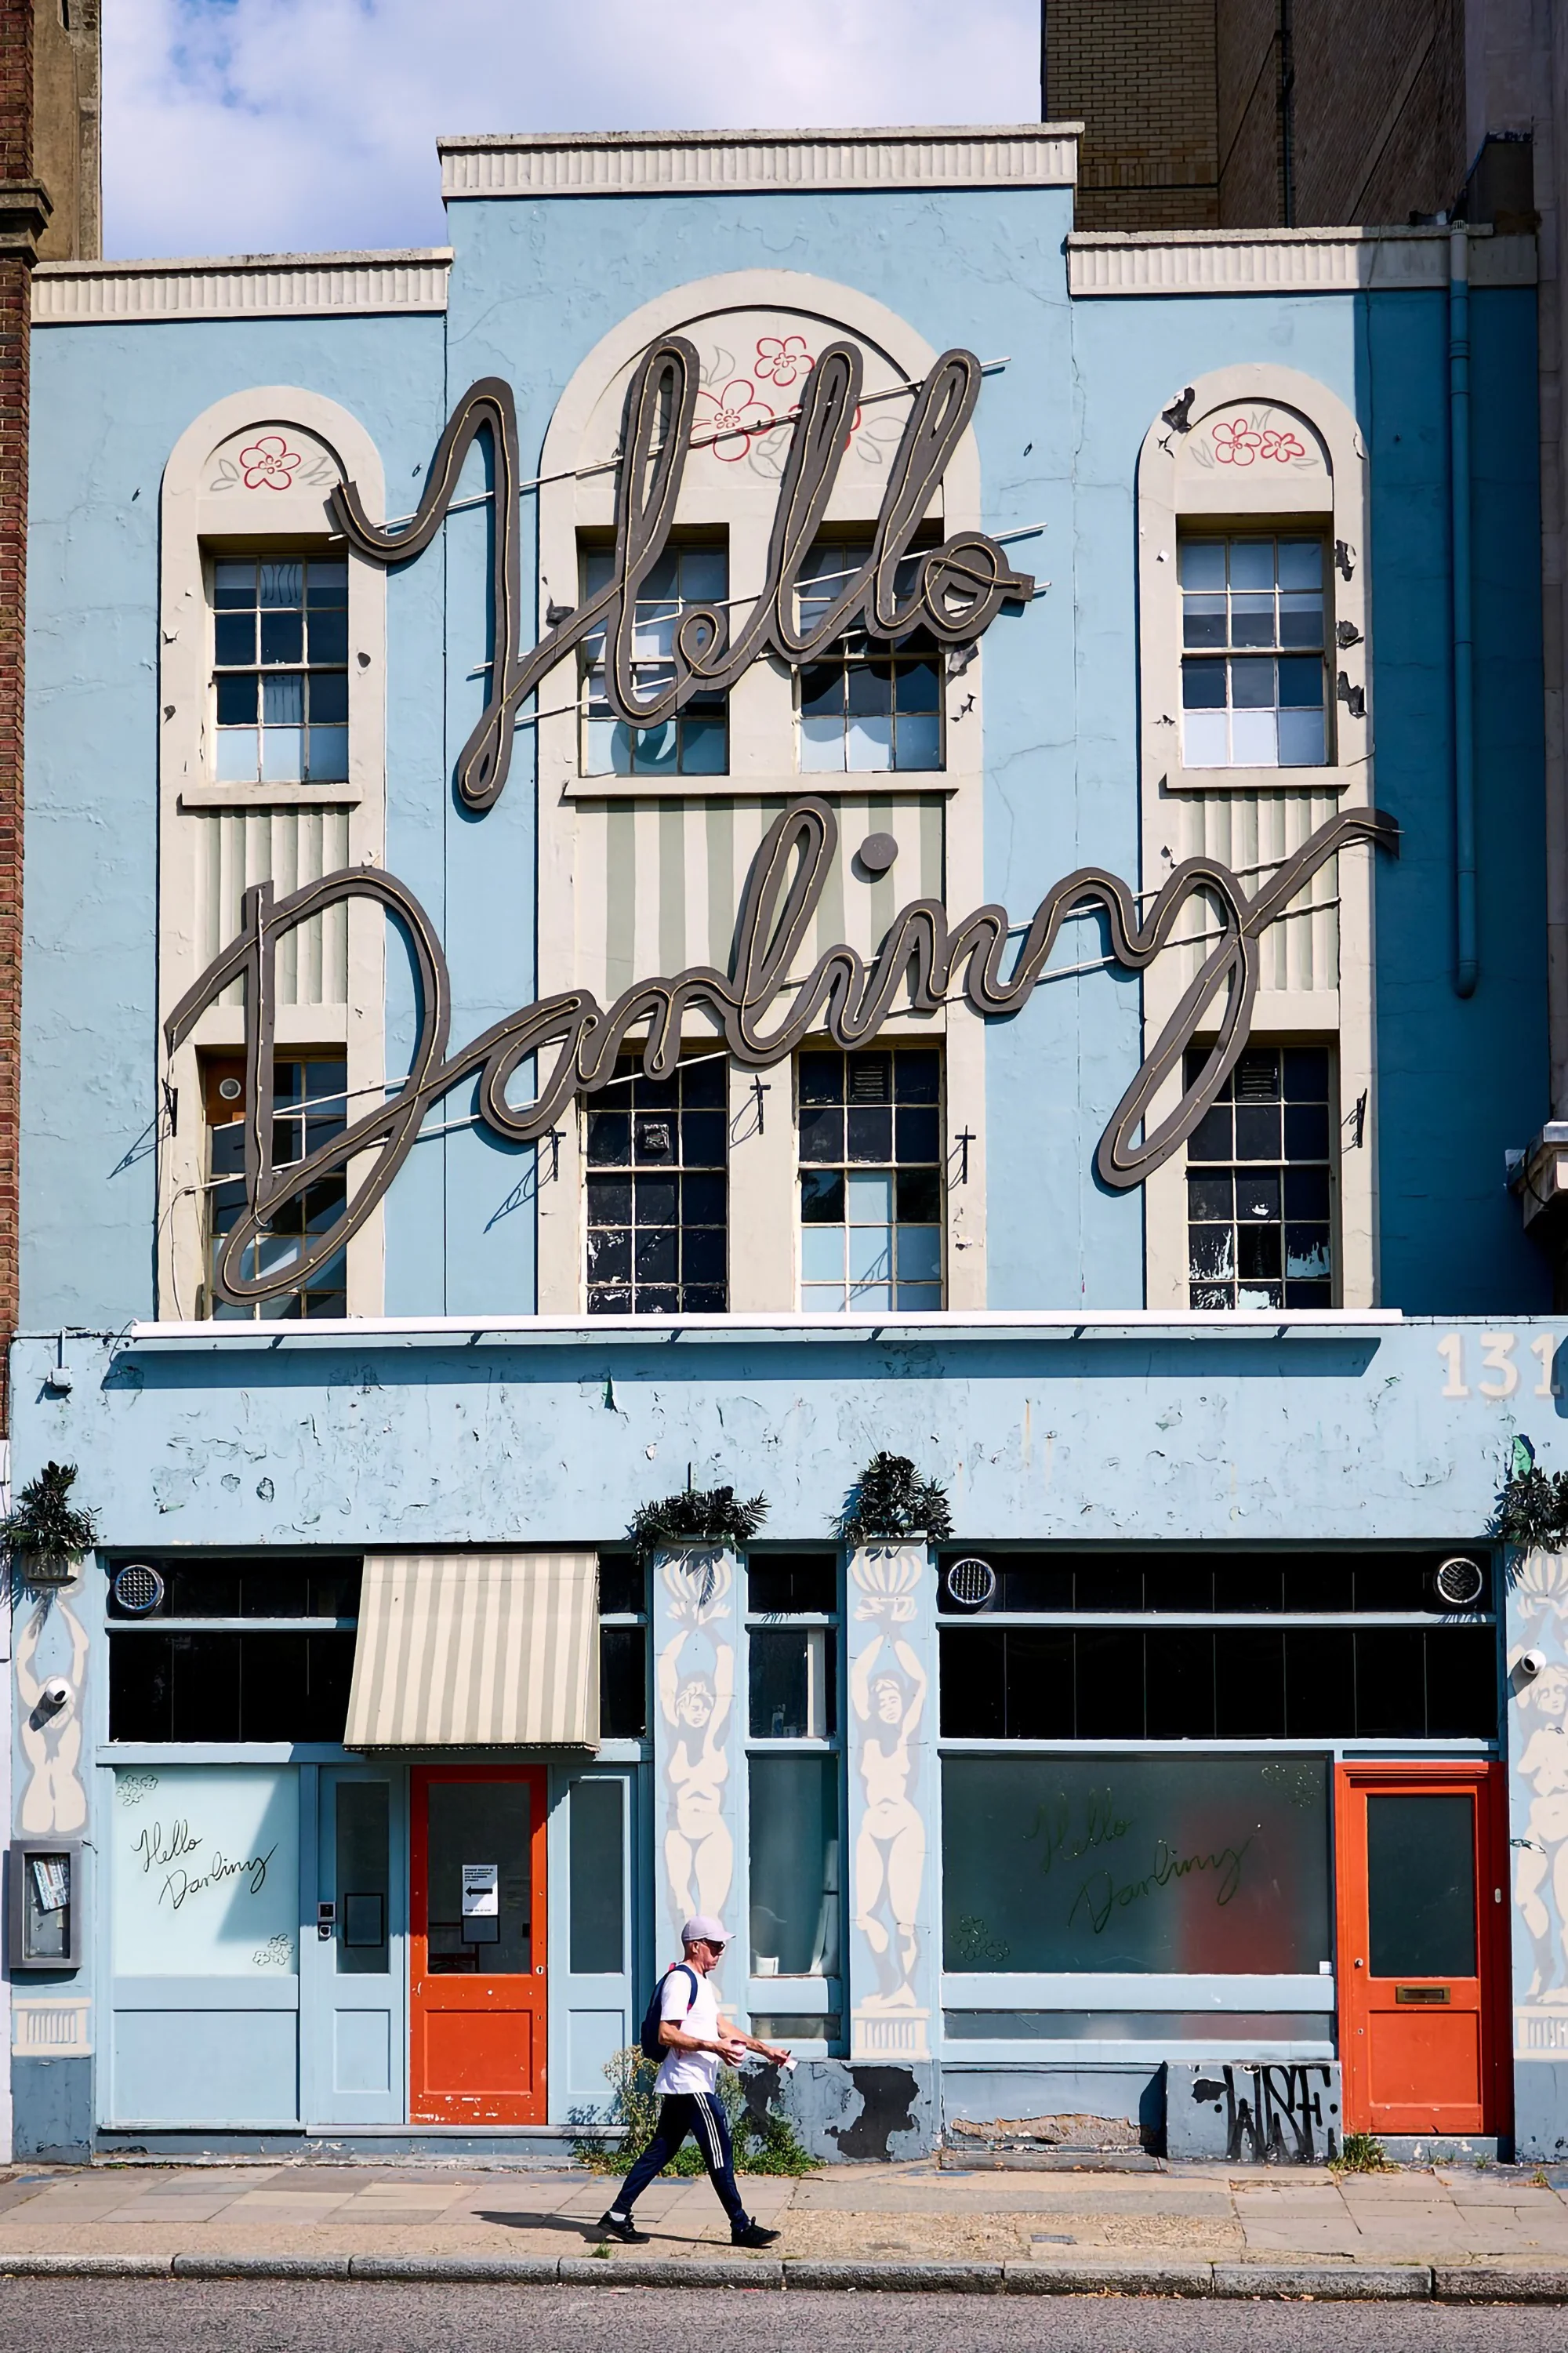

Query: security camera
left=39, top=1677, right=71, bottom=1712
left=1519, top=1650, right=1548, bottom=1683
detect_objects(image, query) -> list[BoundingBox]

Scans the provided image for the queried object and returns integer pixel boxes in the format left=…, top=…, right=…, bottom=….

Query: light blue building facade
left=8, top=126, right=1568, bottom=2164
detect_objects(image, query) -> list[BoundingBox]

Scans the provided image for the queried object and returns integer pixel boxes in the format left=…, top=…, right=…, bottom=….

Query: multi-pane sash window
left=1180, top=536, right=1327, bottom=768
left=581, top=545, right=728, bottom=775
left=205, top=1054, right=348, bottom=1318
left=798, top=1046, right=942, bottom=1310
left=586, top=1055, right=728, bottom=1313
left=213, top=558, right=349, bottom=784
left=1186, top=1044, right=1334, bottom=1310
left=797, top=543, right=941, bottom=773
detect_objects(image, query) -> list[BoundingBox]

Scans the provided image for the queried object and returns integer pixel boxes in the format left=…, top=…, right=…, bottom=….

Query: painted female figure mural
left=658, top=1552, right=735, bottom=1926
left=850, top=1552, right=928, bottom=2010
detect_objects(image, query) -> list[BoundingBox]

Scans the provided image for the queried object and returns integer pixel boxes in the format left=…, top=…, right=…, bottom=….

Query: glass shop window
left=212, top=556, right=349, bottom=786
left=1186, top=1044, right=1334, bottom=1310
left=797, top=1046, right=942, bottom=1310
left=938, top=1625, right=1498, bottom=1741
left=1179, top=535, right=1328, bottom=769
left=585, top=1055, right=728, bottom=1315
left=107, top=1557, right=361, bottom=1743
left=746, top=1556, right=841, bottom=1999
left=942, top=1756, right=1331, bottom=1974
left=935, top=1548, right=1493, bottom=1617
left=568, top=1777, right=628, bottom=1974
left=748, top=1554, right=838, bottom=1740
left=204, top=1053, right=349, bottom=1320
left=336, top=1781, right=390, bottom=1975
left=580, top=543, right=728, bottom=775
left=749, top=1755, right=842, bottom=1981
left=796, top=541, right=942, bottom=773
left=598, top=1552, right=648, bottom=1741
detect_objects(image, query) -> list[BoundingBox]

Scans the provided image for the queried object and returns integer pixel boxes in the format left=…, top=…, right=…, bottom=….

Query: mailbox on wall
left=9, top=1840, right=82, bottom=1970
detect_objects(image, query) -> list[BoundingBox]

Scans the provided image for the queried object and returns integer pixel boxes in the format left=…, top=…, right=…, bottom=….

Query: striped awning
left=343, top=1552, right=600, bottom=1750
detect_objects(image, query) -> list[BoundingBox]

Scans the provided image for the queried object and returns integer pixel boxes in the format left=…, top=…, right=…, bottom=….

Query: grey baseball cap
left=681, top=1915, right=730, bottom=1946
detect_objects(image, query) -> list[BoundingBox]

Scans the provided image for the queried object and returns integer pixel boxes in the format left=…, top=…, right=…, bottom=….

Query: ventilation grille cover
left=1434, top=1556, right=1486, bottom=1609
left=112, top=1562, right=165, bottom=1616
left=944, top=1555, right=997, bottom=1610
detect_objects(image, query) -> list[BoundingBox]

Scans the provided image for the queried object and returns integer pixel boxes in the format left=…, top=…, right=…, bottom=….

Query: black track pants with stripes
left=610, top=2091, right=750, bottom=2231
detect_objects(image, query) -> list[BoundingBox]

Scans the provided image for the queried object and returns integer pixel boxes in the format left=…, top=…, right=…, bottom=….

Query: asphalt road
left=0, top=2282, right=1559, bottom=2353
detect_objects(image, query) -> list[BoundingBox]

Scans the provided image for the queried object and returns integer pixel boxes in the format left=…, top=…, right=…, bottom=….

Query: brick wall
left=1045, top=0, right=1221, bottom=230
left=0, top=0, right=41, bottom=1437
left=1050, top=0, right=1468, bottom=231
left=1217, top=0, right=1286, bottom=224
left=1291, top=0, right=1467, bottom=224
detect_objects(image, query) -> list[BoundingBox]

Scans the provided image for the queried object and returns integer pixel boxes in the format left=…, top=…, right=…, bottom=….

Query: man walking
left=599, top=1915, right=789, bottom=2248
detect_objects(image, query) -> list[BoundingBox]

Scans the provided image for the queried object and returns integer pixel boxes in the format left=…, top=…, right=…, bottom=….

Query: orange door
left=1336, top=1763, right=1510, bottom=2137
left=410, top=1765, right=547, bottom=2124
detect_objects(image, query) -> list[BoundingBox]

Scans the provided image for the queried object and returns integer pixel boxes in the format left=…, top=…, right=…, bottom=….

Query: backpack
left=639, top=1963, right=698, bottom=2063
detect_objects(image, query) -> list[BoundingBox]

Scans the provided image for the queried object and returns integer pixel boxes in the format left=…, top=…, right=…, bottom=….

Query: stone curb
left=1214, top=2264, right=1430, bottom=2300
left=2, top=2252, right=1568, bottom=2299
left=786, top=2260, right=1003, bottom=2293
left=1434, top=2268, right=1568, bottom=2302
left=1007, top=2261, right=1212, bottom=2297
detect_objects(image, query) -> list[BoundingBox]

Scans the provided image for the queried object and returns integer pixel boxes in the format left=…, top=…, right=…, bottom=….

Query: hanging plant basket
left=1495, top=1436, right=1568, bottom=1552
left=1, top=1462, right=99, bottom=1585
left=629, top=1483, right=769, bottom=1556
left=837, top=1451, right=953, bottom=1548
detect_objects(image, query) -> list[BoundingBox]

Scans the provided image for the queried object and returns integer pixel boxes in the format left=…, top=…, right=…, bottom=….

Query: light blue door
left=550, top=1768, right=637, bottom=2119
left=302, top=1764, right=406, bottom=2125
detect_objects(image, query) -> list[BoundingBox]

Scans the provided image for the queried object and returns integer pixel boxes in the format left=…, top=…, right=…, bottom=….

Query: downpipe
left=1451, top=222, right=1479, bottom=997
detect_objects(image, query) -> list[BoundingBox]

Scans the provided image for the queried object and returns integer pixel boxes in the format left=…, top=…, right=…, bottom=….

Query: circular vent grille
left=944, top=1555, right=997, bottom=1610
left=113, top=1562, right=165, bottom=1616
left=1434, top=1556, right=1486, bottom=1609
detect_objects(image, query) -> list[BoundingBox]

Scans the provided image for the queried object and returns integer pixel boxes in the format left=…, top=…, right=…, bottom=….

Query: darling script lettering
left=133, top=1817, right=277, bottom=1912
left=1067, top=1836, right=1251, bottom=1936
left=167, top=796, right=1398, bottom=1307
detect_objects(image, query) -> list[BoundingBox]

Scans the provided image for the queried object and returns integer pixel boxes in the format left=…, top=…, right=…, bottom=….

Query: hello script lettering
left=168, top=797, right=1399, bottom=1309
left=328, top=339, right=1036, bottom=813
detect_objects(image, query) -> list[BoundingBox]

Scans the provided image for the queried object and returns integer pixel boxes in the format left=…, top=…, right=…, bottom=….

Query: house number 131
left=1437, top=1331, right=1560, bottom=1399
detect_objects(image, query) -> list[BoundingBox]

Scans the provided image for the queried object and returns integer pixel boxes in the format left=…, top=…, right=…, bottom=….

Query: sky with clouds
left=103, top=0, right=1043, bottom=260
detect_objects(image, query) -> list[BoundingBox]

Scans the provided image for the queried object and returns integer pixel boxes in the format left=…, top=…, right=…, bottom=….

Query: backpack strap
left=666, top=1962, right=699, bottom=2015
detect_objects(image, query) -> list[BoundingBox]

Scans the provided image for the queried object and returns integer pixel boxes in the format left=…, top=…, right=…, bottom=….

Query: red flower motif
left=1260, top=427, right=1308, bottom=463
left=694, top=379, right=776, bottom=463
left=238, top=434, right=301, bottom=491
left=754, top=334, right=811, bottom=389
left=1210, top=418, right=1264, bottom=467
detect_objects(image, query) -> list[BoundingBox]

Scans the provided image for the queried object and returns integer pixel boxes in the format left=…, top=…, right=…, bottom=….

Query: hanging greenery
left=1495, top=1435, right=1568, bottom=1550
left=0, top=1461, right=99, bottom=1572
left=837, top=1451, right=953, bottom=1546
left=628, top=1483, right=768, bottom=1554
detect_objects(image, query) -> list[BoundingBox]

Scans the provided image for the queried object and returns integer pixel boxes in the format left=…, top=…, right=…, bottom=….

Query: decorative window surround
left=440, top=125, right=1080, bottom=200
left=157, top=387, right=389, bottom=1321
left=1068, top=225, right=1535, bottom=297
left=532, top=270, right=989, bottom=1324
left=1135, top=364, right=1377, bottom=1315
left=33, top=250, right=451, bottom=324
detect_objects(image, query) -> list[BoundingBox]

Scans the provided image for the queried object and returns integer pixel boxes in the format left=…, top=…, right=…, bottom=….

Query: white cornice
left=439, top=124, right=1081, bottom=199
left=32, top=249, right=452, bottom=324
left=1068, top=225, right=1537, bottom=296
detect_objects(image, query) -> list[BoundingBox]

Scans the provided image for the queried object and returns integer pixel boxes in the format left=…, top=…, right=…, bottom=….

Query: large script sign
left=167, top=797, right=1398, bottom=1307
left=328, top=337, right=1035, bottom=813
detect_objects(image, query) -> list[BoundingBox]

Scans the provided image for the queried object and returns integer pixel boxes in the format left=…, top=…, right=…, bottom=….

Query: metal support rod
left=1451, top=223, right=1479, bottom=997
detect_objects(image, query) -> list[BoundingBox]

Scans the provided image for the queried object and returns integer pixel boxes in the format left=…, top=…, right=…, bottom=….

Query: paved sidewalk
left=3, top=2157, right=1568, bottom=2278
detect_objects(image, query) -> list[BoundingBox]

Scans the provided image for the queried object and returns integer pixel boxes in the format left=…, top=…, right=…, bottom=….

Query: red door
left=410, top=1765, right=548, bottom=2123
left=1336, top=1763, right=1510, bottom=2137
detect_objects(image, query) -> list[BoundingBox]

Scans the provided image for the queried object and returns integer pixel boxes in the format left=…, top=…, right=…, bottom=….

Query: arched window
left=156, top=389, right=388, bottom=1320
left=1135, top=366, right=1377, bottom=1312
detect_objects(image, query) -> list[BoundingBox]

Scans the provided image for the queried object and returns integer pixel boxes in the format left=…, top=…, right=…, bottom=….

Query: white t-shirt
left=655, top=1963, right=724, bottom=2095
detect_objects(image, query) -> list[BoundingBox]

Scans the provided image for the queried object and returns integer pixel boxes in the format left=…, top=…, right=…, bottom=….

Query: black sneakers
left=597, top=2212, right=650, bottom=2245
left=732, top=2223, right=781, bottom=2249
